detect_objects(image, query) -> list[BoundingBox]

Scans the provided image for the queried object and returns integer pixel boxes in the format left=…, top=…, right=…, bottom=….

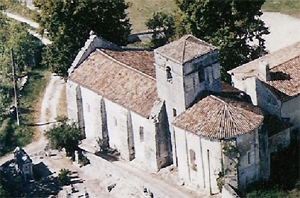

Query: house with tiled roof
left=66, top=33, right=289, bottom=197
left=229, top=42, right=300, bottom=133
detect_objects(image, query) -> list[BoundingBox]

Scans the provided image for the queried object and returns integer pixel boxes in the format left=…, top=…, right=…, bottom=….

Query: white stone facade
left=66, top=34, right=290, bottom=197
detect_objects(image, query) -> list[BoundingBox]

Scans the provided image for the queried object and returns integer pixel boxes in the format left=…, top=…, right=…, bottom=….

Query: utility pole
left=11, top=48, right=20, bottom=125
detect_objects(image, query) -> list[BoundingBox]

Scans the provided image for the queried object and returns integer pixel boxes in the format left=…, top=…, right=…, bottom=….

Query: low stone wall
left=222, top=184, right=240, bottom=198
left=81, top=143, right=192, bottom=198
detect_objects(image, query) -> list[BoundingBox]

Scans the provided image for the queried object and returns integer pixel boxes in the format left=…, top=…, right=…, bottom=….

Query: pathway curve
left=4, top=12, right=52, bottom=45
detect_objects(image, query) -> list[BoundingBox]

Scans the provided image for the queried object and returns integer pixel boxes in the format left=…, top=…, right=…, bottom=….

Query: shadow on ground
left=23, top=162, right=62, bottom=197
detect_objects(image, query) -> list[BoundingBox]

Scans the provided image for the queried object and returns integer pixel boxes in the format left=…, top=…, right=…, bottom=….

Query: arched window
left=139, top=126, right=144, bottom=142
left=190, top=149, right=197, bottom=171
left=247, top=152, right=251, bottom=164
left=198, top=69, right=205, bottom=83
left=166, top=66, right=172, bottom=82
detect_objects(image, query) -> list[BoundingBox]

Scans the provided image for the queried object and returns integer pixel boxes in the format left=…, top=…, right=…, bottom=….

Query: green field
left=262, top=0, right=300, bottom=18
left=126, top=0, right=176, bottom=32
left=126, top=0, right=300, bottom=32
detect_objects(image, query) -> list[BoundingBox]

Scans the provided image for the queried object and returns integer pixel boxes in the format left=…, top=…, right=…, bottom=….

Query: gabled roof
left=172, top=95, right=263, bottom=139
left=155, top=35, right=216, bottom=64
left=101, top=49, right=155, bottom=78
left=266, top=56, right=300, bottom=98
left=69, top=50, right=158, bottom=118
left=229, top=41, right=300, bottom=100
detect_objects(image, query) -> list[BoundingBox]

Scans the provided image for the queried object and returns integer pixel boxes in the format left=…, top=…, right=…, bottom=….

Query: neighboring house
left=14, top=147, right=33, bottom=181
left=228, top=42, right=300, bottom=134
left=66, top=33, right=290, bottom=196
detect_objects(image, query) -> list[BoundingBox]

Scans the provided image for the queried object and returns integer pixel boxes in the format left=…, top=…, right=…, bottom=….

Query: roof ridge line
left=181, top=38, right=186, bottom=63
left=96, top=49, right=156, bottom=81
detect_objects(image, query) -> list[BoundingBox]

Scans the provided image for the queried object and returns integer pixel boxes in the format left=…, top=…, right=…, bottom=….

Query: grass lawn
left=262, top=0, right=300, bottom=18
left=126, top=0, right=177, bottom=32
left=126, top=0, right=300, bottom=33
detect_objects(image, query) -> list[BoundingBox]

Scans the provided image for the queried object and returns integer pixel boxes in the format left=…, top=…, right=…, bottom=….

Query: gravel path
left=261, top=12, right=300, bottom=52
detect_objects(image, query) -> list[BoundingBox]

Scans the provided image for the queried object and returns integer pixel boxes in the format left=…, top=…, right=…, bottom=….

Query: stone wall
left=66, top=80, right=79, bottom=123
left=222, top=184, right=240, bottom=198
left=174, top=127, right=222, bottom=194
left=231, top=76, right=257, bottom=105
left=67, top=79, right=169, bottom=171
left=80, top=86, right=102, bottom=140
left=256, top=79, right=281, bottom=117
left=281, top=96, right=300, bottom=129
left=268, top=128, right=290, bottom=154
left=236, top=129, right=260, bottom=190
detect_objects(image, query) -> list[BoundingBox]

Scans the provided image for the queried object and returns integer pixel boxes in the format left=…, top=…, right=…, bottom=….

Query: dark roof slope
left=173, top=95, right=263, bottom=139
left=155, top=35, right=216, bottom=64
left=69, top=50, right=158, bottom=118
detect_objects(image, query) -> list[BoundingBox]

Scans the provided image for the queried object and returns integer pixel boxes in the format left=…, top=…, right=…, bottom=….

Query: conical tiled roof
left=173, top=95, right=263, bottom=139
left=155, top=35, right=216, bottom=64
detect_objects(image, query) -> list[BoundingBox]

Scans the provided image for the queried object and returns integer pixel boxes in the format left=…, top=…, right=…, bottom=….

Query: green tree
left=0, top=13, right=42, bottom=121
left=146, top=12, right=175, bottom=48
left=58, top=168, right=71, bottom=185
left=7, top=22, right=43, bottom=73
left=33, top=0, right=131, bottom=76
left=0, top=184, right=7, bottom=197
left=174, top=0, right=269, bottom=81
left=45, top=117, right=81, bottom=157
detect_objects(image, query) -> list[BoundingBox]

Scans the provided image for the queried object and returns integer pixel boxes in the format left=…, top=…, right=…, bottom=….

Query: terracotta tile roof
left=228, top=41, right=300, bottom=75
left=155, top=35, right=216, bottom=64
left=173, top=95, right=263, bottom=139
left=221, top=82, right=243, bottom=93
left=101, top=49, right=155, bottom=78
left=69, top=50, right=158, bottom=118
left=229, top=41, right=300, bottom=100
left=266, top=55, right=300, bottom=98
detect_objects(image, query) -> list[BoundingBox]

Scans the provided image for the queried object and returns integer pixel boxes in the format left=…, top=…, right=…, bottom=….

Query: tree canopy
left=33, top=0, right=131, bottom=76
left=0, top=13, right=42, bottom=120
left=174, top=0, right=269, bottom=80
left=146, top=12, right=175, bottom=48
left=45, top=117, right=81, bottom=157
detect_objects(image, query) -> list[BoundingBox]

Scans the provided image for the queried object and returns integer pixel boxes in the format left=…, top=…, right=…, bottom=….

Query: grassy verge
left=0, top=68, right=51, bottom=156
left=262, top=0, right=300, bottom=18
left=1, top=0, right=37, bottom=19
left=20, top=68, right=51, bottom=126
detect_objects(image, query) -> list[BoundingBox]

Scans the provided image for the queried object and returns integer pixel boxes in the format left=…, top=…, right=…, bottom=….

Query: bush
left=58, top=169, right=71, bottom=185
left=45, top=117, right=81, bottom=157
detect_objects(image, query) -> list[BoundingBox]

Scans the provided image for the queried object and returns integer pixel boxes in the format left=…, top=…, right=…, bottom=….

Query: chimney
left=258, top=60, right=270, bottom=81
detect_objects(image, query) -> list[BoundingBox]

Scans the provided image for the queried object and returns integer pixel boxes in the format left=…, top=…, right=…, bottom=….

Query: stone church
left=66, top=33, right=291, bottom=196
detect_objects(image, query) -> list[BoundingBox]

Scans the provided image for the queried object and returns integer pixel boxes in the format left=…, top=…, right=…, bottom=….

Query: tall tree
left=33, top=0, right=131, bottom=76
left=175, top=0, right=269, bottom=80
left=146, top=12, right=175, bottom=48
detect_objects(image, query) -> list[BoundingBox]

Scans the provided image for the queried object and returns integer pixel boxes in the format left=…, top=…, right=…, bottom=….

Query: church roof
left=69, top=49, right=158, bottom=118
left=155, top=35, right=216, bottom=64
left=229, top=41, right=300, bottom=101
left=172, top=95, right=263, bottom=139
left=265, top=56, right=300, bottom=99
left=101, top=49, right=156, bottom=78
